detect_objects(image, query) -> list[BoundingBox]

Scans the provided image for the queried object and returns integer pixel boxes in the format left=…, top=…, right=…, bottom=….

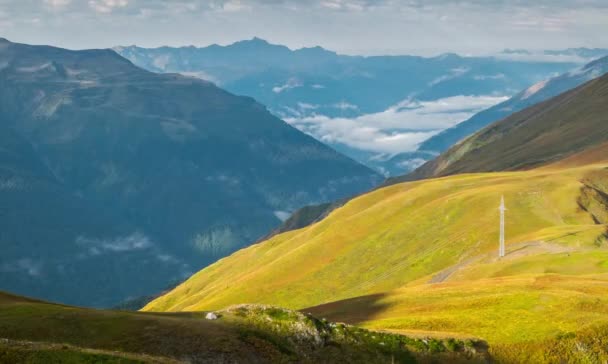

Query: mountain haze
left=116, top=38, right=578, bottom=175
left=0, top=38, right=379, bottom=307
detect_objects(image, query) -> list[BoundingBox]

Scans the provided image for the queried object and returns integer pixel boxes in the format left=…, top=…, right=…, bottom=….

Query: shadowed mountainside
left=0, top=291, right=489, bottom=363
left=0, top=38, right=379, bottom=307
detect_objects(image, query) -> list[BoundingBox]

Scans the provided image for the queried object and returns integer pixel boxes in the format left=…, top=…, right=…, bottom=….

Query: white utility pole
left=499, top=196, right=506, bottom=258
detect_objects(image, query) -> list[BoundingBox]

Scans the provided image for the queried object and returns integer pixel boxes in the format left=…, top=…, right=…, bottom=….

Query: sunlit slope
left=145, top=161, right=608, bottom=312
left=307, top=274, right=608, bottom=362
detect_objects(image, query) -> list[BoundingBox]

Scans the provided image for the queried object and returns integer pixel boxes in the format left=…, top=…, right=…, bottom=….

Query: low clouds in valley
left=286, top=95, right=508, bottom=154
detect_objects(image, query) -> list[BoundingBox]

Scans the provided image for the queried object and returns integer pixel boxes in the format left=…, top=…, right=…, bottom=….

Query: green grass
left=0, top=293, right=487, bottom=363
left=309, top=275, right=608, bottom=344
left=142, top=161, right=608, bottom=363
left=145, top=163, right=607, bottom=313
left=0, top=340, right=148, bottom=364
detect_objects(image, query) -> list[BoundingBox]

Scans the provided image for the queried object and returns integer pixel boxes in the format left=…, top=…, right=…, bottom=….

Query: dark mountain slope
left=0, top=38, right=379, bottom=307
left=395, top=72, right=608, bottom=182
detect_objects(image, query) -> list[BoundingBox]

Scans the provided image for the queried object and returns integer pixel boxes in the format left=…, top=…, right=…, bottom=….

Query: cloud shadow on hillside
left=301, top=293, right=391, bottom=325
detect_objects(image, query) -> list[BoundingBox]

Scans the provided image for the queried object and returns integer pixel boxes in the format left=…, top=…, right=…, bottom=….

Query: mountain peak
left=250, top=36, right=269, bottom=43
left=232, top=37, right=272, bottom=47
left=0, top=37, right=10, bottom=44
left=435, top=52, right=461, bottom=60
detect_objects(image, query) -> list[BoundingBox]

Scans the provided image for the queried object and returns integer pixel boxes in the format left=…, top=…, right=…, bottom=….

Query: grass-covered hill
left=397, top=71, right=608, bottom=183
left=0, top=292, right=489, bottom=363
left=143, top=139, right=608, bottom=362
left=145, top=157, right=608, bottom=312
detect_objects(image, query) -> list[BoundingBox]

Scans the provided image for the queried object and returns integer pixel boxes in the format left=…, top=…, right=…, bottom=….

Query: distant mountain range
left=399, top=70, right=608, bottom=182
left=419, top=55, right=608, bottom=154
left=0, top=38, right=379, bottom=307
left=115, top=38, right=584, bottom=176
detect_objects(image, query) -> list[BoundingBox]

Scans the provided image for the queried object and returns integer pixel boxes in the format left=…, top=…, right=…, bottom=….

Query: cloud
left=89, top=0, right=128, bottom=13
left=179, top=70, right=220, bottom=84
left=156, top=253, right=180, bottom=263
left=274, top=210, right=291, bottom=221
left=495, top=51, right=590, bottom=63
left=397, top=158, right=427, bottom=171
left=272, top=77, right=301, bottom=93
left=297, top=102, right=319, bottom=110
left=319, top=0, right=369, bottom=11
left=76, top=232, right=153, bottom=255
left=333, top=101, right=358, bottom=110
left=44, top=0, right=71, bottom=7
left=429, top=67, right=470, bottom=86
left=1, top=258, right=42, bottom=277
left=220, top=0, right=251, bottom=12
left=0, top=177, right=24, bottom=190
left=473, top=73, right=506, bottom=80
left=285, top=94, right=507, bottom=154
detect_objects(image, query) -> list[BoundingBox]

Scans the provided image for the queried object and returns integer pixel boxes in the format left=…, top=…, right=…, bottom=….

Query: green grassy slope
left=0, top=292, right=488, bottom=363
left=308, top=275, right=608, bottom=363
left=392, top=72, right=608, bottom=183
left=145, top=162, right=607, bottom=313
left=142, top=155, right=608, bottom=363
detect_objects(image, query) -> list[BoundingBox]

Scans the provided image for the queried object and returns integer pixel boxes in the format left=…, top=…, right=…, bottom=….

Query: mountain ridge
left=143, top=71, right=608, bottom=361
left=115, top=38, right=578, bottom=175
left=418, top=55, right=608, bottom=154
left=0, top=38, right=379, bottom=307
left=400, top=71, right=608, bottom=182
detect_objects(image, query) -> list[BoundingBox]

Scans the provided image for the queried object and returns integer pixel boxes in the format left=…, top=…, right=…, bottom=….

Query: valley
left=116, top=39, right=589, bottom=176
left=1, top=2, right=608, bottom=362
left=143, top=152, right=608, bottom=362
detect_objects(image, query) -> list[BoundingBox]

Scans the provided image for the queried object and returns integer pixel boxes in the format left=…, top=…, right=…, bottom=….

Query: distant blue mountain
left=115, top=38, right=594, bottom=176
left=0, top=38, right=380, bottom=307
left=115, top=38, right=579, bottom=117
left=419, top=55, right=608, bottom=153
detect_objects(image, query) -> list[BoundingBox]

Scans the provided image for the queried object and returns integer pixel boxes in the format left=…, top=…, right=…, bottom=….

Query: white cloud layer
left=76, top=232, right=153, bottom=256
left=286, top=95, right=507, bottom=154
left=88, top=0, right=128, bottom=14
left=272, top=78, right=302, bottom=93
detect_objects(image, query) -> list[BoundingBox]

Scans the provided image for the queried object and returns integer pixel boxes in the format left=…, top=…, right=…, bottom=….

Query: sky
left=1, top=0, right=608, bottom=55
